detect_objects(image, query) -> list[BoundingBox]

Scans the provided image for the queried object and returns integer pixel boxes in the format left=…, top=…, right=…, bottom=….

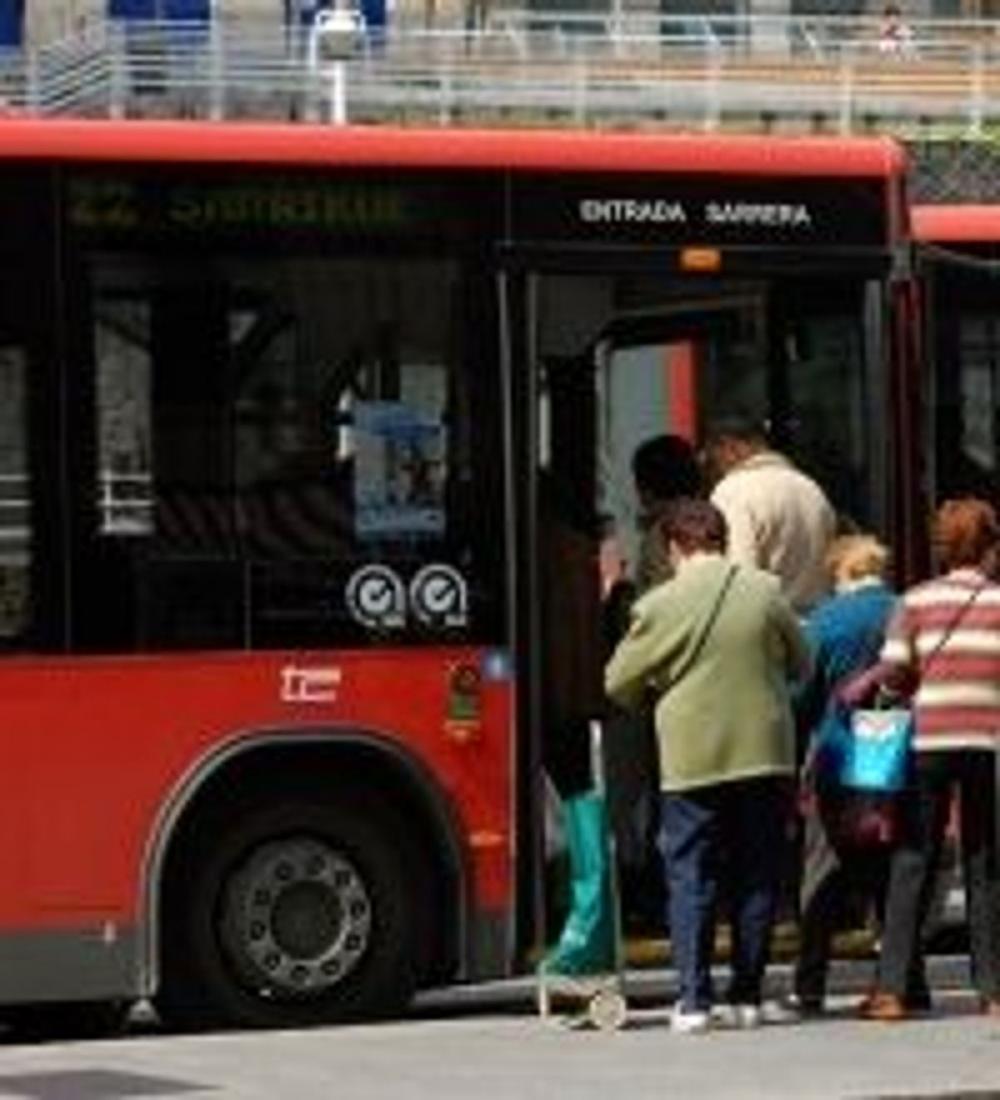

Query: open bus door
left=524, top=285, right=769, bottom=950
left=511, top=261, right=892, bottom=958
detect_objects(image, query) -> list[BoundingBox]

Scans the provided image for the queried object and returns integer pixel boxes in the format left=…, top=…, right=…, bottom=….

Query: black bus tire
left=155, top=797, right=420, bottom=1030
left=1, top=999, right=131, bottom=1041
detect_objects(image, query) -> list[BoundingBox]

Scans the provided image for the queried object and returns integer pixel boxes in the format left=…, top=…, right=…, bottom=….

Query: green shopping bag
left=540, top=790, right=617, bottom=976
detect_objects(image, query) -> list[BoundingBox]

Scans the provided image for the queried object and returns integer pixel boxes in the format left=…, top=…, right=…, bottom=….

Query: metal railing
left=0, top=473, right=29, bottom=547
left=0, top=470, right=154, bottom=544
left=4, top=12, right=1000, bottom=133
left=97, top=471, right=154, bottom=536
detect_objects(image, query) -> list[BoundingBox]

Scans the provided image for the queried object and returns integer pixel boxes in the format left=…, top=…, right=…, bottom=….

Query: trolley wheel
left=587, top=988, right=627, bottom=1031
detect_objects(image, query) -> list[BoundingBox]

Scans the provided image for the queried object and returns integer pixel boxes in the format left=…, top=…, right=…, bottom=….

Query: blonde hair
left=825, top=534, right=889, bottom=586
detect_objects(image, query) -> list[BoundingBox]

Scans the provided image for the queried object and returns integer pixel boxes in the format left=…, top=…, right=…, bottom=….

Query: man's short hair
left=631, top=434, right=700, bottom=502
left=704, top=413, right=770, bottom=449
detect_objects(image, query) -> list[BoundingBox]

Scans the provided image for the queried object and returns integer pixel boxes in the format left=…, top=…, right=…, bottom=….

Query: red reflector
left=447, top=662, right=482, bottom=724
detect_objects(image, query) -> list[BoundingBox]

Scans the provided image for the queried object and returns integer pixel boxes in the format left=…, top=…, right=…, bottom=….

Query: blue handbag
left=816, top=581, right=986, bottom=795
left=817, top=702, right=913, bottom=793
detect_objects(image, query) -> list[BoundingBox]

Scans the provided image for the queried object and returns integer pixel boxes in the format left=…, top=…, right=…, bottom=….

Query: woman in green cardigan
left=606, top=498, right=810, bottom=1034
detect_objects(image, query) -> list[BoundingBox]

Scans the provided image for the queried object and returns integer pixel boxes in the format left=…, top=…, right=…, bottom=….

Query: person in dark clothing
left=789, top=534, right=901, bottom=1014
left=602, top=434, right=702, bottom=933
left=631, top=434, right=702, bottom=594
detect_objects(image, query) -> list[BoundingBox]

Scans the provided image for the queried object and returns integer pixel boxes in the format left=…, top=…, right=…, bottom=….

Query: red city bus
left=0, top=120, right=916, bottom=1033
left=912, top=204, right=1000, bottom=506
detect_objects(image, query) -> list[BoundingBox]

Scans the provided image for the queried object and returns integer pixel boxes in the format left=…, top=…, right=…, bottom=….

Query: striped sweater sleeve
left=880, top=597, right=916, bottom=671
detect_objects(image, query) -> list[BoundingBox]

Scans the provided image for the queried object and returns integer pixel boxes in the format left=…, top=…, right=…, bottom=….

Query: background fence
left=1, top=12, right=1000, bottom=198
left=3, top=11, right=1000, bottom=136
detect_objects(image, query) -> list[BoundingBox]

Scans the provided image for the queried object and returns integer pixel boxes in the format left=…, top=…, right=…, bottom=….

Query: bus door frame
left=497, top=263, right=544, bottom=961
left=499, top=246, right=906, bottom=958
left=499, top=253, right=776, bottom=960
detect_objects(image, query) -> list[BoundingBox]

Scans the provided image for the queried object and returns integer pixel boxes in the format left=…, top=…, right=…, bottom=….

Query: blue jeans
left=661, top=777, right=788, bottom=1011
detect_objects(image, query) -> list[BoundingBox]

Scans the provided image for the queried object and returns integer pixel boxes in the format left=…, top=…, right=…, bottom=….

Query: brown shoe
left=858, top=987, right=930, bottom=1014
left=858, top=991, right=908, bottom=1021
left=981, top=998, right=1000, bottom=1018
left=856, top=988, right=878, bottom=1014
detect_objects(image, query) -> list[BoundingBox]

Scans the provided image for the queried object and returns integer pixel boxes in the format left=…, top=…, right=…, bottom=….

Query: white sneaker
left=713, top=1002, right=762, bottom=1029
left=762, top=995, right=817, bottom=1024
left=670, top=1005, right=712, bottom=1035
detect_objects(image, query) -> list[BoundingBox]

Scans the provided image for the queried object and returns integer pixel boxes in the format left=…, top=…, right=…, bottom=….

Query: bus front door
left=515, top=266, right=885, bottom=955
left=524, top=276, right=767, bottom=949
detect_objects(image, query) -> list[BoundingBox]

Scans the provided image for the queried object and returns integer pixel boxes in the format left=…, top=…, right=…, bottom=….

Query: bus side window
left=0, top=346, right=30, bottom=643
left=94, top=299, right=153, bottom=539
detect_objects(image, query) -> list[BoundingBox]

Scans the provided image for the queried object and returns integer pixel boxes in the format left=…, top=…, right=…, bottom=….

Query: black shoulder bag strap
left=921, top=579, right=987, bottom=675
left=861, top=579, right=985, bottom=708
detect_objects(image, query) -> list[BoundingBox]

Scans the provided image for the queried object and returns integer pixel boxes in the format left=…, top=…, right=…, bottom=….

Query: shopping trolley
left=537, top=719, right=628, bottom=1031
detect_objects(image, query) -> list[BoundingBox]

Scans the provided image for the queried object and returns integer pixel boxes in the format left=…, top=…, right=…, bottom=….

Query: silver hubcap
left=220, top=836, right=372, bottom=998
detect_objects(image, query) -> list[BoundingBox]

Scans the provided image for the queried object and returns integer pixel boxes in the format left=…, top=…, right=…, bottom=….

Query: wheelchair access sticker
left=345, top=564, right=406, bottom=630
left=409, top=564, right=468, bottom=629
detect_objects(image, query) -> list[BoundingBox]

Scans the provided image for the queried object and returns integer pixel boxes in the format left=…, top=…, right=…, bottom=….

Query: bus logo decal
left=345, top=565, right=407, bottom=630
left=281, top=665, right=342, bottom=704
left=410, top=564, right=468, bottom=630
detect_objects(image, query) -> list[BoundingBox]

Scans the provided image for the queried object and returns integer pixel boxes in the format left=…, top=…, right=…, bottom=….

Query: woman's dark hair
left=659, top=497, right=728, bottom=554
left=933, top=497, right=999, bottom=570
left=631, top=434, right=701, bottom=502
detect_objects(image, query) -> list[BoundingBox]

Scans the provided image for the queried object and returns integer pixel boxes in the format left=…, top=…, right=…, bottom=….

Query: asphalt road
left=0, top=962, right=997, bottom=1100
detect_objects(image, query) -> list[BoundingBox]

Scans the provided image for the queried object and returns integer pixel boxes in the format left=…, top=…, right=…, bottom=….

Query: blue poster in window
left=109, top=0, right=156, bottom=17
left=354, top=401, right=446, bottom=540
left=108, top=0, right=210, bottom=19
left=0, top=0, right=24, bottom=46
left=164, top=0, right=211, bottom=19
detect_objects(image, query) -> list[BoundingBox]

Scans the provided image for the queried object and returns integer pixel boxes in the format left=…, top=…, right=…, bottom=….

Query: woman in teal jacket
left=791, top=534, right=899, bottom=1015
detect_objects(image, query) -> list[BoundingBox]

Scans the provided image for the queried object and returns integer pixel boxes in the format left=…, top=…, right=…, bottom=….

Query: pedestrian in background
left=789, top=533, right=898, bottom=1016
left=862, top=498, right=1000, bottom=1021
left=703, top=416, right=836, bottom=615
left=877, top=3, right=915, bottom=57
left=605, top=499, right=810, bottom=1034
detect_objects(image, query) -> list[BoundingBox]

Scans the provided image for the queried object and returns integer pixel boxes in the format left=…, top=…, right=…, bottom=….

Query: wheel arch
left=140, top=727, right=469, bottom=998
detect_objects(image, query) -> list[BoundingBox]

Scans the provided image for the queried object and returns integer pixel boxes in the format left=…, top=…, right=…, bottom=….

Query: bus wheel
left=1, top=1000, right=131, bottom=1041
left=155, top=798, right=419, bottom=1030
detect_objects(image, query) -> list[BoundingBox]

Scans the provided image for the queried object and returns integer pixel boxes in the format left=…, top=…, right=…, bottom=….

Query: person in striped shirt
left=862, top=498, right=1000, bottom=1021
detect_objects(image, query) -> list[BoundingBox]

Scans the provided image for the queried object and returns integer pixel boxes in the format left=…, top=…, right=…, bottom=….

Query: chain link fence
left=908, top=136, right=1000, bottom=200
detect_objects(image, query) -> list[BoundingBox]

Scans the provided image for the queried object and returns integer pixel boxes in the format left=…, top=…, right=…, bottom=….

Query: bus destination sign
left=510, top=174, right=890, bottom=248
left=64, top=172, right=478, bottom=243
left=578, top=198, right=813, bottom=230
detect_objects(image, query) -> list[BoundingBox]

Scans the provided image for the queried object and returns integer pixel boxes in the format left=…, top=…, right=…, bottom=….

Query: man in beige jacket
left=704, top=418, right=836, bottom=615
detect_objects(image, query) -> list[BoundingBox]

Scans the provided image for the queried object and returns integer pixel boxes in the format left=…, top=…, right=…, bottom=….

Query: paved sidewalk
left=0, top=989, right=996, bottom=1100
left=415, top=954, right=974, bottom=1017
